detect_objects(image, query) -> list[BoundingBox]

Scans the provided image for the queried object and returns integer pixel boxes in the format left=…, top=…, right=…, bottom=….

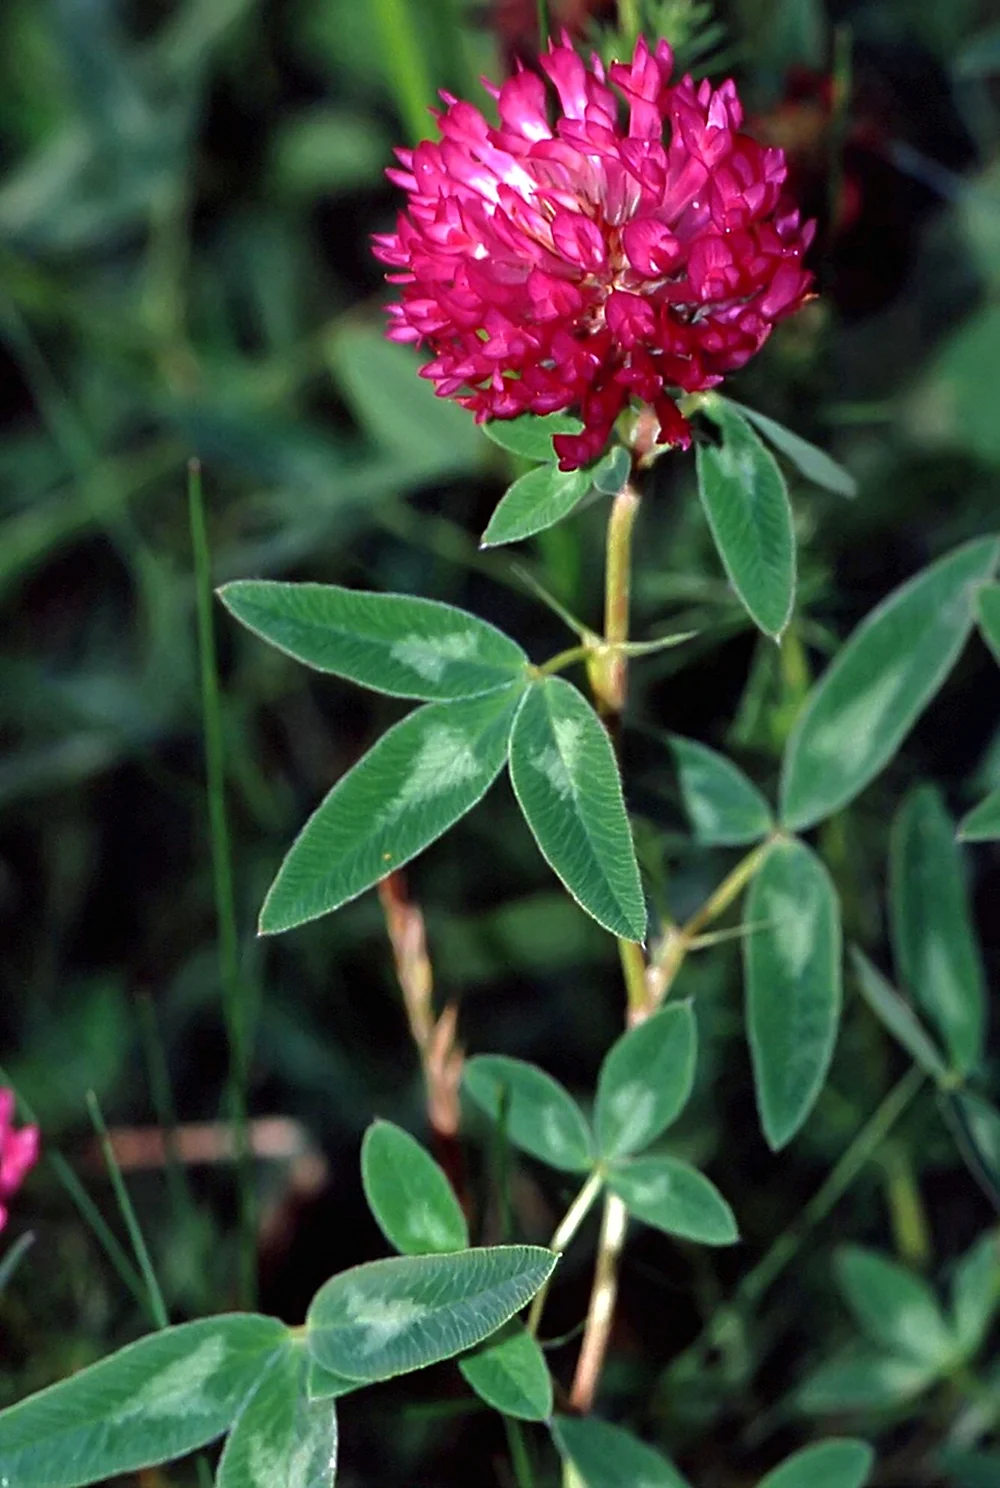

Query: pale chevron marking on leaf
left=378, top=723, right=483, bottom=826
left=122, top=1335, right=228, bottom=1421
left=804, top=666, right=906, bottom=774
left=529, top=713, right=585, bottom=799
left=605, top=1084, right=655, bottom=1155
left=389, top=631, right=480, bottom=683
left=342, top=1291, right=429, bottom=1355
left=764, top=885, right=819, bottom=981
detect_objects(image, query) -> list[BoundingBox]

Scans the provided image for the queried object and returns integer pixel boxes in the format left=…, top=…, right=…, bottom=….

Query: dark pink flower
left=374, top=36, right=814, bottom=470
left=0, top=1088, right=39, bottom=1234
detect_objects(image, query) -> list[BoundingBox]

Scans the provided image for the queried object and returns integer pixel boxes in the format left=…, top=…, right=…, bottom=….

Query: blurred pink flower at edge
left=374, top=34, right=814, bottom=470
left=0, top=1088, right=39, bottom=1234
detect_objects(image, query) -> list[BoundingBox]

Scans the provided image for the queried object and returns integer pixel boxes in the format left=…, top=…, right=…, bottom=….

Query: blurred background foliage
left=1, top=0, right=1000, bottom=1484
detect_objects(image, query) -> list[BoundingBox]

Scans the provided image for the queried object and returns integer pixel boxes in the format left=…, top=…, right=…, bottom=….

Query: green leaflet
left=607, top=1156, right=738, bottom=1246
left=361, top=1120, right=468, bottom=1254
left=216, top=1344, right=337, bottom=1488
left=260, top=686, right=522, bottom=934
left=756, top=1440, right=874, bottom=1488
left=595, top=1002, right=697, bottom=1160
left=458, top=1321, right=553, bottom=1422
left=306, top=1246, right=557, bottom=1384
left=780, top=537, right=1000, bottom=831
left=508, top=678, right=646, bottom=941
left=667, top=733, right=774, bottom=845
left=551, top=1414, right=692, bottom=1488
left=0, top=1315, right=288, bottom=1488
left=696, top=401, right=796, bottom=639
left=744, top=839, right=842, bottom=1150
left=219, top=581, right=528, bottom=701
left=463, top=1055, right=595, bottom=1172
left=482, top=412, right=584, bottom=461
left=958, top=788, right=1000, bottom=841
left=481, top=464, right=592, bottom=547
left=722, top=397, right=858, bottom=498
left=849, top=948, right=949, bottom=1082
left=834, top=1246, right=956, bottom=1368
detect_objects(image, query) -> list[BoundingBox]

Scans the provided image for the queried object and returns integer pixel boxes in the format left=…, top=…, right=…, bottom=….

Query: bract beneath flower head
left=373, top=34, right=815, bottom=471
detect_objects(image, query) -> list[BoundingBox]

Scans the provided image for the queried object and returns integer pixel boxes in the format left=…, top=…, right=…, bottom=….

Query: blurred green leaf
left=667, top=733, right=774, bottom=845
left=607, top=1156, right=738, bottom=1245
left=797, top=1347, right=936, bottom=1413
left=305, top=1246, right=557, bottom=1384
left=757, top=1440, right=874, bottom=1488
left=849, top=947, right=949, bottom=1082
left=458, top=1321, right=552, bottom=1422
left=744, top=839, right=842, bottom=1150
left=463, top=1055, right=594, bottom=1173
left=216, top=1344, right=337, bottom=1488
left=551, top=1414, right=691, bottom=1488
left=595, top=1003, right=697, bottom=1160
left=481, top=465, right=592, bottom=548
left=508, top=678, right=646, bottom=941
left=958, top=789, right=1000, bottom=841
left=270, top=106, right=389, bottom=196
left=938, top=1448, right=1000, bottom=1486
left=889, top=786, right=986, bottom=1073
left=780, top=538, right=1000, bottom=830
left=950, top=1231, right=1000, bottom=1357
left=977, top=583, right=1000, bottom=664
left=361, top=1120, right=468, bottom=1255
left=835, top=1246, right=956, bottom=1368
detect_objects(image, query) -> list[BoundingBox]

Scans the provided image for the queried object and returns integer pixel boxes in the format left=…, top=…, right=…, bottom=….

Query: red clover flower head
left=374, top=35, right=815, bottom=470
left=0, top=1087, right=39, bottom=1234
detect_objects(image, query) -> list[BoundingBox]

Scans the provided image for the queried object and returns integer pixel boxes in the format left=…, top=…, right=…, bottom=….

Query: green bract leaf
left=889, top=786, right=986, bottom=1073
left=0, top=1315, right=287, bottom=1488
left=482, top=412, right=584, bottom=461
left=756, top=1439, right=874, bottom=1488
left=306, top=1246, right=557, bottom=1384
left=958, top=789, right=1000, bottom=841
left=219, top=581, right=528, bottom=701
left=723, top=398, right=858, bottom=498
left=950, top=1231, right=1000, bottom=1357
left=835, top=1246, right=955, bottom=1367
left=595, top=1002, right=697, bottom=1160
left=458, top=1320, right=553, bottom=1422
left=849, top=947, right=949, bottom=1082
left=780, top=537, right=1000, bottom=830
left=744, top=839, right=842, bottom=1150
left=667, top=734, right=774, bottom=845
left=797, top=1348, right=935, bottom=1413
left=696, top=402, right=796, bottom=639
left=551, top=1414, right=692, bottom=1488
left=260, top=688, right=521, bottom=934
left=463, top=1055, right=594, bottom=1172
left=590, top=444, right=631, bottom=495
left=216, top=1346, right=337, bottom=1488
left=361, top=1120, right=468, bottom=1255
left=508, top=678, right=646, bottom=941
left=977, top=583, right=1000, bottom=664
left=481, top=464, right=592, bottom=547
left=607, top=1156, right=738, bottom=1245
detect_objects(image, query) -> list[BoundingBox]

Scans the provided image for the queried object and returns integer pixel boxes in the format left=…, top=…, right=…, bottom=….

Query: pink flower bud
left=0, top=1087, right=40, bottom=1233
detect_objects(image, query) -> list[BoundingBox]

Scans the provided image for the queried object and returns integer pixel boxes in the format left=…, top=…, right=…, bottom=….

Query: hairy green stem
left=528, top=1170, right=604, bottom=1335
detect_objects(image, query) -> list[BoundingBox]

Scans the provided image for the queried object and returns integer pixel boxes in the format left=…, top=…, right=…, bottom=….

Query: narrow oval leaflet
left=361, top=1120, right=469, bottom=1255
left=849, top=947, right=949, bottom=1083
left=0, top=1314, right=288, bottom=1488
left=216, top=1345, right=337, bottom=1488
left=481, top=464, right=592, bottom=547
left=977, top=582, right=1000, bottom=665
left=834, top=1245, right=956, bottom=1368
left=260, top=686, right=522, bottom=934
left=594, top=1002, right=697, bottom=1160
left=722, top=397, right=858, bottom=498
left=958, top=788, right=1000, bottom=842
left=219, top=581, right=527, bottom=701
left=551, top=1414, right=692, bottom=1488
left=463, top=1055, right=595, bottom=1173
left=780, top=537, right=1000, bottom=831
left=797, top=1348, right=936, bottom=1414
left=696, top=401, right=796, bottom=639
left=667, top=733, right=774, bottom=846
left=756, top=1439, right=875, bottom=1488
left=607, top=1155, right=738, bottom=1246
left=458, top=1320, right=553, bottom=1422
left=508, top=678, right=646, bottom=942
left=744, top=839, right=842, bottom=1150
left=889, top=786, right=986, bottom=1074
left=306, top=1246, right=557, bottom=1384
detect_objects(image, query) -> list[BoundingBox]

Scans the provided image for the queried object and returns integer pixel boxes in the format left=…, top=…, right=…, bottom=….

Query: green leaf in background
left=551, top=1414, right=692, bottom=1488
left=950, top=1231, right=1000, bottom=1357
left=0, top=1315, right=288, bottom=1488
left=463, top=1055, right=594, bottom=1172
left=306, top=1359, right=359, bottom=1402
left=590, top=444, right=631, bottom=495
left=744, top=839, right=842, bottom=1150
left=958, top=788, right=1000, bottom=841
left=594, top=1002, right=697, bottom=1160
left=219, top=581, right=528, bottom=701
left=458, top=1320, right=553, bottom=1422
left=607, top=1156, right=738, bottom=1245
left=723, top=398, right=858, bottom=498
left=696, top=401, right=796, bottom=639
left=835, top=1246, right=956, bottom=1368
left=939, top=1449, right=1000, bottom=1488
left=482, top=412, right=584, bottom=461
left=667, top=734, right=774, bottom=845
left=260, top=687, right=521, bottom=934
left=756, top=1439, right=874, bottom=1488
left=889, top=786, right=986, bottom=1073
left=306, top=1246, right=557, bottom=1384
left=849, top=947, right=949, bottom=1082
left=481, top=464, right=592, bottom=547
left=797, top=1348, right=936, bottom=1413
left=977, top=583, right=1000, bottom=664
left=360, top=1120, right=468, bottom=1255
left=216, top=1345, right=337, bottom=1488
left=942, top=1091, right=1000, bottom=1208
left=508, top=678, right=646, bottom=941
left=780, top=537, right=1000, bottom=830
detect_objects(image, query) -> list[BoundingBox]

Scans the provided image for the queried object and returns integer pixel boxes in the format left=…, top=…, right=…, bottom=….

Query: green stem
left=86, top=1092, right=169, bottom=1330
left=372, top=0, right=437, bottom=146
left=598, top=482, right=641, bottom=718
left=682, top=836, right=778, bottom=941
left=536, top=0, right=551, bottom=46
left=619, top=938, right=650, bottom=1021
left=188, top=459, right=256, bottom=1308
left=536, top=643, right=591, bottom=678
left=528, top=1170, right=604, bottom=1335
left=504, top=1415, right=537, bottom=1488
